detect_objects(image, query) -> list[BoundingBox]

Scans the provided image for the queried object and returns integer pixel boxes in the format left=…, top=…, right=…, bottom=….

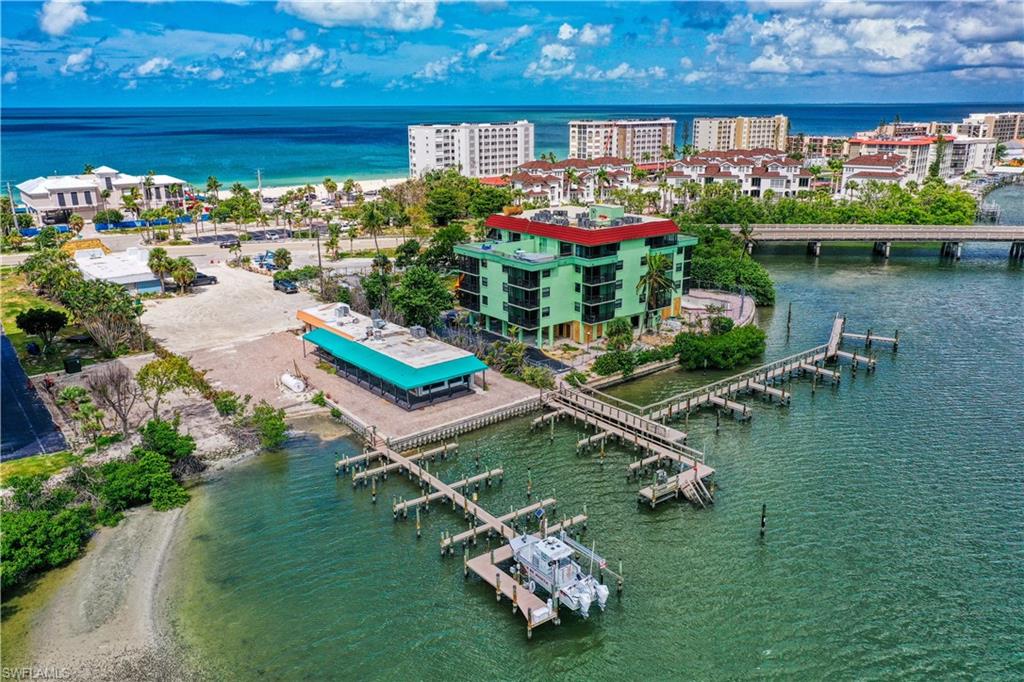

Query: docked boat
left=509, top=532, right=609, bottom=618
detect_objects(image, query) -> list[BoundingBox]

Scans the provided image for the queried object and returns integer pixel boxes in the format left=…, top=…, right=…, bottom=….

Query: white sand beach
left=216, top=176, right=407, bottom=201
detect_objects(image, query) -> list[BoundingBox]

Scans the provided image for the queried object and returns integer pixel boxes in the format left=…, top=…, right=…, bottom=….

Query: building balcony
left=457, top=290, right=480, bottom=312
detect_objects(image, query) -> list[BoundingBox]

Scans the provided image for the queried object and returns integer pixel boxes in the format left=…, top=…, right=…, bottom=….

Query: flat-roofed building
left=962, top=112, right=1024, bottom=142
left=298, top=303, right=487, bottom=410
left=840, top=154, right=909, bottom=196
left=16, top=166, right=186, bottom=225
left=454, top=205, right=696, bottom=347
left=786, top=134, right=848, bottom=160
left=568, top=119, right=676, bottom=161
left=408, top=121, right=534, bottom=178
left=693, top=115, right=789, bottom=151
left=846, top=136, right=953, bottom=182
left=74, top=247, right=162, bottom=294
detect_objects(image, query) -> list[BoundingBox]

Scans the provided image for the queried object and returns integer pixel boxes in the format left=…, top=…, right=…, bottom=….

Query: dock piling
left=760, top=503, right=767, bottom=537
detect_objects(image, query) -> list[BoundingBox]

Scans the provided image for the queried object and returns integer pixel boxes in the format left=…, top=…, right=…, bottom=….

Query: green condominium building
left=454, top=205, right=697, bottom=347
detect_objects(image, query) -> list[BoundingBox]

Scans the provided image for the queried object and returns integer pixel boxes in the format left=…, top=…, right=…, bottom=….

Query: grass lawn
left=0, top=451, right=81, bottom=484
left=0, top=268, right=101, bottom=375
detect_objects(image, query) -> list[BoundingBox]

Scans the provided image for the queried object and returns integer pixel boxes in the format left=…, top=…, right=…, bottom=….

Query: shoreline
left=215, top=176, right=408, bottom=200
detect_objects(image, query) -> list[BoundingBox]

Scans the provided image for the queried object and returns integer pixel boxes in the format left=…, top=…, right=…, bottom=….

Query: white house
left=74, top=247, right=162, bottom=294
left=840, top=154, right=909, bottom=195
left=16, top=166, right=187, bottom=225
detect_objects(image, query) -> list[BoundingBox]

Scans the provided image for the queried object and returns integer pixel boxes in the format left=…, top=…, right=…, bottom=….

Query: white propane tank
left=280, top=373, right=306, bottom=393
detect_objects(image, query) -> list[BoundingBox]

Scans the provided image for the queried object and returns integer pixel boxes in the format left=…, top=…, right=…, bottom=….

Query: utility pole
left=316, top=229, right=325, bottom=299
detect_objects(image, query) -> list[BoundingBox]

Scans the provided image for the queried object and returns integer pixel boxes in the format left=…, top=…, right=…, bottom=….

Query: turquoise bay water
left=4, top=102, right=1020, bottom=187
left=171, top=235, right=1023, bottom=679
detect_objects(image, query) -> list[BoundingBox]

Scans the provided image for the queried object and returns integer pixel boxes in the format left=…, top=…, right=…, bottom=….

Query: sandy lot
left=192, top=331, right=538, bottom=438
left=142, top=265, right=317, bottom=354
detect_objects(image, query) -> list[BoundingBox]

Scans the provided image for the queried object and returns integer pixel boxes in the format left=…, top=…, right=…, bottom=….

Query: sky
left=1, top=0, right=1022, bottom=107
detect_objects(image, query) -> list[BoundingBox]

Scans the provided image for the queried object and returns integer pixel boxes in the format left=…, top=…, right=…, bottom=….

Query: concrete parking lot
left=142, top=264, right=318, bottom=354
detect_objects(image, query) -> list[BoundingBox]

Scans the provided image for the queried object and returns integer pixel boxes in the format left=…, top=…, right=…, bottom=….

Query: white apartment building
left=568, top=119, right=676, bottom=161
left=16, top=166, right=186, bottom=225
left=840, top=154, right=909, bottom=196
left=407, top=121, right=534, bottom=178
left=512, top=157, right=634, bottom=205
left=663, top=149, right=812, bottom=202
left=961, top=112, right=1023, bottom=142
left=845, top=136, right=952, bottom=182
left=949, top=137, right=997, bottom=175
left=692, top=115, right=789, bottom=151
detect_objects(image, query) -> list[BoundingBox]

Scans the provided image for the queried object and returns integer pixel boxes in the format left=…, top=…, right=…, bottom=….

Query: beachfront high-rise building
left=454, top=205, right=695, bottom=347
left=692, top=115, right=789, bottom=152
left=567, top=119, right=677, bottom=161
left=786, top=134, right=848, bottom=160
left=961, top=112, right=1024, bottom=142
left=15, top=166, right=187, bottom=225
left=407, top=121, right=535, bottom=178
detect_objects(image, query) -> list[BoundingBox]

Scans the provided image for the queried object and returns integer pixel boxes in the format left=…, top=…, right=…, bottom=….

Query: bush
left=709, top=316, right=735, bottom=335
left=564, top=370, right=589, bottom=387
left=0, top=505, right=94, bottom=590
left=212, top=390, right=247, bottom=417
left=593, top=350, right=638, bottom=377
left=140, top=418, right=197, bottom=462
left=94, top=209, right=124, bottom=224
left=676, top=324, right=767, bottom=370
left=92, top=449, right=189, bottom=516
left=154, top=230, right=168, bottom=242
left=250, top=400, right=288, bottom=448
left=521, top=365, right=555, bottom=389
left=310, top=391, right=327, bottom=407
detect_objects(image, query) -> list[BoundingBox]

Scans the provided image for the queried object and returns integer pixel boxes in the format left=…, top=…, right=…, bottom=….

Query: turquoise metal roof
left=303, top=328, right=487, bottom=391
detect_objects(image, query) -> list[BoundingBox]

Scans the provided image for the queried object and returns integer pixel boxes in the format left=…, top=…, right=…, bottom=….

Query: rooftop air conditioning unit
left=336, top=304, right=351, bottom=319
left=373, top=329, right=383, bottom=340
left=373, top=318, right=386, bottom=329
left=370, top=309, right=382, bottom=320
left=410, top=325, right=427, bottom=339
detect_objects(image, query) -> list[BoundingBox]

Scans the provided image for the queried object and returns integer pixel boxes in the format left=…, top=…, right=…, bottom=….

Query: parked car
left=274, top=279, right=298, bottom=294
left=266, top=231, right=280, bottom=241
left=219, top=237, right=240, bottom=248
left=191, top=272, right=218, bottom=286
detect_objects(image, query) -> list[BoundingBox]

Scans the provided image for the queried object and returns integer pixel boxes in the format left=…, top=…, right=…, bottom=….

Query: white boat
left=509, top=533, right=609, bottom=618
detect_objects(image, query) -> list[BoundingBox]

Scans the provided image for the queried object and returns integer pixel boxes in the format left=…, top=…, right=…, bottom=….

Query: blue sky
left=1, top=1, right=1022, bottom=106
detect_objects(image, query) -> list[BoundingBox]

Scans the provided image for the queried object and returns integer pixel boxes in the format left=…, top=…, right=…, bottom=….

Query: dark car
left=192, top=272, right=218, bottom=286
left=218, top=238, right=241, bottom=248
left=274, top=279, right=298, bottom=294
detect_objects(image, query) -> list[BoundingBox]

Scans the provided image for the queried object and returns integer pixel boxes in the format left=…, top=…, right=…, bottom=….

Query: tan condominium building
left=693, top=114, right=789, bottom=151
left=961, top=112, right=1024, bottom=142
left=408, top=120, right=534, bottom=178
left=568, top=118, right=677, bottom=161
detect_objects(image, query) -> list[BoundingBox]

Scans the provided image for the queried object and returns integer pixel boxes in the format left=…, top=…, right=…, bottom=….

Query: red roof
left=478, top=176, right=508, bottom=186
left=849, top=135, right=953, bottom=146
left=846, top=153, right=904, bottom=168
left=848, top=171, right=904, bottom=180
left=484, top=213, right=679, bottom=246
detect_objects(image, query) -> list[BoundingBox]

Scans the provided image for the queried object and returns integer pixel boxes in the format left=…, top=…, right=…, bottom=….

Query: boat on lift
left=509, top=532, right=609, bottom=618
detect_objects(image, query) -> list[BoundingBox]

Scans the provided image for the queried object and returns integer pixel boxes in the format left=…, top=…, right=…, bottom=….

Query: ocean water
left=168, top=211, right=1024, bottom=678
left=2, top=102, right=1020, bottom=188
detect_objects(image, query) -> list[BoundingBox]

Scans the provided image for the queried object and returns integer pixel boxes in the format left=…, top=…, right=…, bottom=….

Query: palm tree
left=68, top=213, right=85, bottom=237
left=595, top=168, right=610, bottom=200
left=323, top=177, right=338, bottom=202
left=325, top=223, right=341, bottom=259
left=83, top=164, right=95, bottom=174
left=563, top=167, right=580, bottom=203
left=148, top=247, right=173, bottom=293
left=738, top=222, right=756, bottom=256
left=121, top=187, right=141, bottom=219
left=636, top=252, right=674, bottom=330
left=228, top=242, right=242, bottom=266
left=660, top=144, right=676, bottom=161
left=143, top=171, right=155, bottom=211
left=99, top=188, right=111, bottom=215
left=170, top=256, right=197, bottom=294
left=347, top=225, right=360, bottom=253
left=827, top=158, right=844, bottom=193
left=360, top=202, right=383, bottom=254
left=188, top=197, right=204, bottom=239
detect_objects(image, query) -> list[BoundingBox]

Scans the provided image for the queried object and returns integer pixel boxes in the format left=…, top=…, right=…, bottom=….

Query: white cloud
left=557, top=22, right=613, bottom=46
left=749, top=46, right=797, bottom=74
left=330, top=78, right=345, bottom=88
left=124, top=79, right=138, bottom=90
left=467, top=42, right=488, bottom=59
left=60, top=47, right=93, bottom=75
left=414, top=54, right=463, bottom=81
left=286, top=27, right=306, bottom=42
left=490, top=25, right=532, bottom=59
left=578, top=62, right=666, bottom=81
left=277, top=0, right=439, bottom=32
left=39, top=0, right=89, bottom=37
left=2, top=71, right=17, bottom=85
left=578, top=23, right=612, bottom=46
left=679, top=57, right=693, bottom=69
left=847, top=18, right=931, bottom=60
left=267, top=45, right=325, bottom=73
left=207, top=67, right=225, bottom=81
left=524, top=43, right=575, bottom=79
left=681, top=70, right=711, bottom=84
left=136, top=56, right=172, bottom=76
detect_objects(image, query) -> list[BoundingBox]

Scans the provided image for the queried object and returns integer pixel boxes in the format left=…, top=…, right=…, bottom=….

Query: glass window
left=542, top=269, right=551, bottom=278
left=482, top=295, right=488, bottom=305
left=574, top=283, right=581, bottom=292
left=542, top=307, right=550, bottom=317
left=574, top=265, right=581, bottom=273
left=675, top=263, right=682, bottom=272
left=615, top=261, right=623, bottom=271
left=640, top=256, right=648, bottom=266
left=542, top=287, right=550, bottom=297
left=574, top=302, right=581, bottom=312
left=482, top=277, right=488, bottom=286
left=71, top=192, right=79, bottom=206
left=615, top=299, right=623, bottom=308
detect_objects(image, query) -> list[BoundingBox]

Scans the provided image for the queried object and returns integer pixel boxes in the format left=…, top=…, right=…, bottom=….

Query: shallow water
left=170, top=223, right=1024, bottom=679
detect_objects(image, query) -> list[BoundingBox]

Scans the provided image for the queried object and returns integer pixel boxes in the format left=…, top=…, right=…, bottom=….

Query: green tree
left=15, top=307, right=68, bottom=352
left=94, top=209, right=124, bottom=225
left=136, top=355, right=202, bottom=420
left=323, top=177, right=338, bottom=200
left=420, top=223, right=468, bottom=271
left=394, top=239, right=421, bottom=268
left=68, top=213, right=85, bottom=237
left=391, top=265, right=453, bottom=329
left=636, top=251, right=674, bottom=327
left=60, top=279, right=144, bottom=356
left=170, top=256, right=197, bottom=294
left=249, top=400, right=288, bottom=448
left=425, top=184, right=464, bottom=226
left=273, top=248, right=292, bottom=271
left=147, top=247, right=173, bottom=294
left=360, top=201, right=385, bottom=254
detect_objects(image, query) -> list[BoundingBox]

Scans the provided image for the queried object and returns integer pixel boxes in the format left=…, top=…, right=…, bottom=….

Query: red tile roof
left=846, top=153, right=905, bottom=168
left=484, top=213, right=679, bottom=246
left=849, top=135, right=954, bottom=146
left=509, top=172, right=558, bottom=184
left=478, top=176, right=509, bottom=186
left=848, top=171, right=904, bottom=180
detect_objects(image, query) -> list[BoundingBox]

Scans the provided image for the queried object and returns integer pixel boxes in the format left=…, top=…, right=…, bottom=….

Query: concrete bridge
left=723, top=224, right=1024, bottom=260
